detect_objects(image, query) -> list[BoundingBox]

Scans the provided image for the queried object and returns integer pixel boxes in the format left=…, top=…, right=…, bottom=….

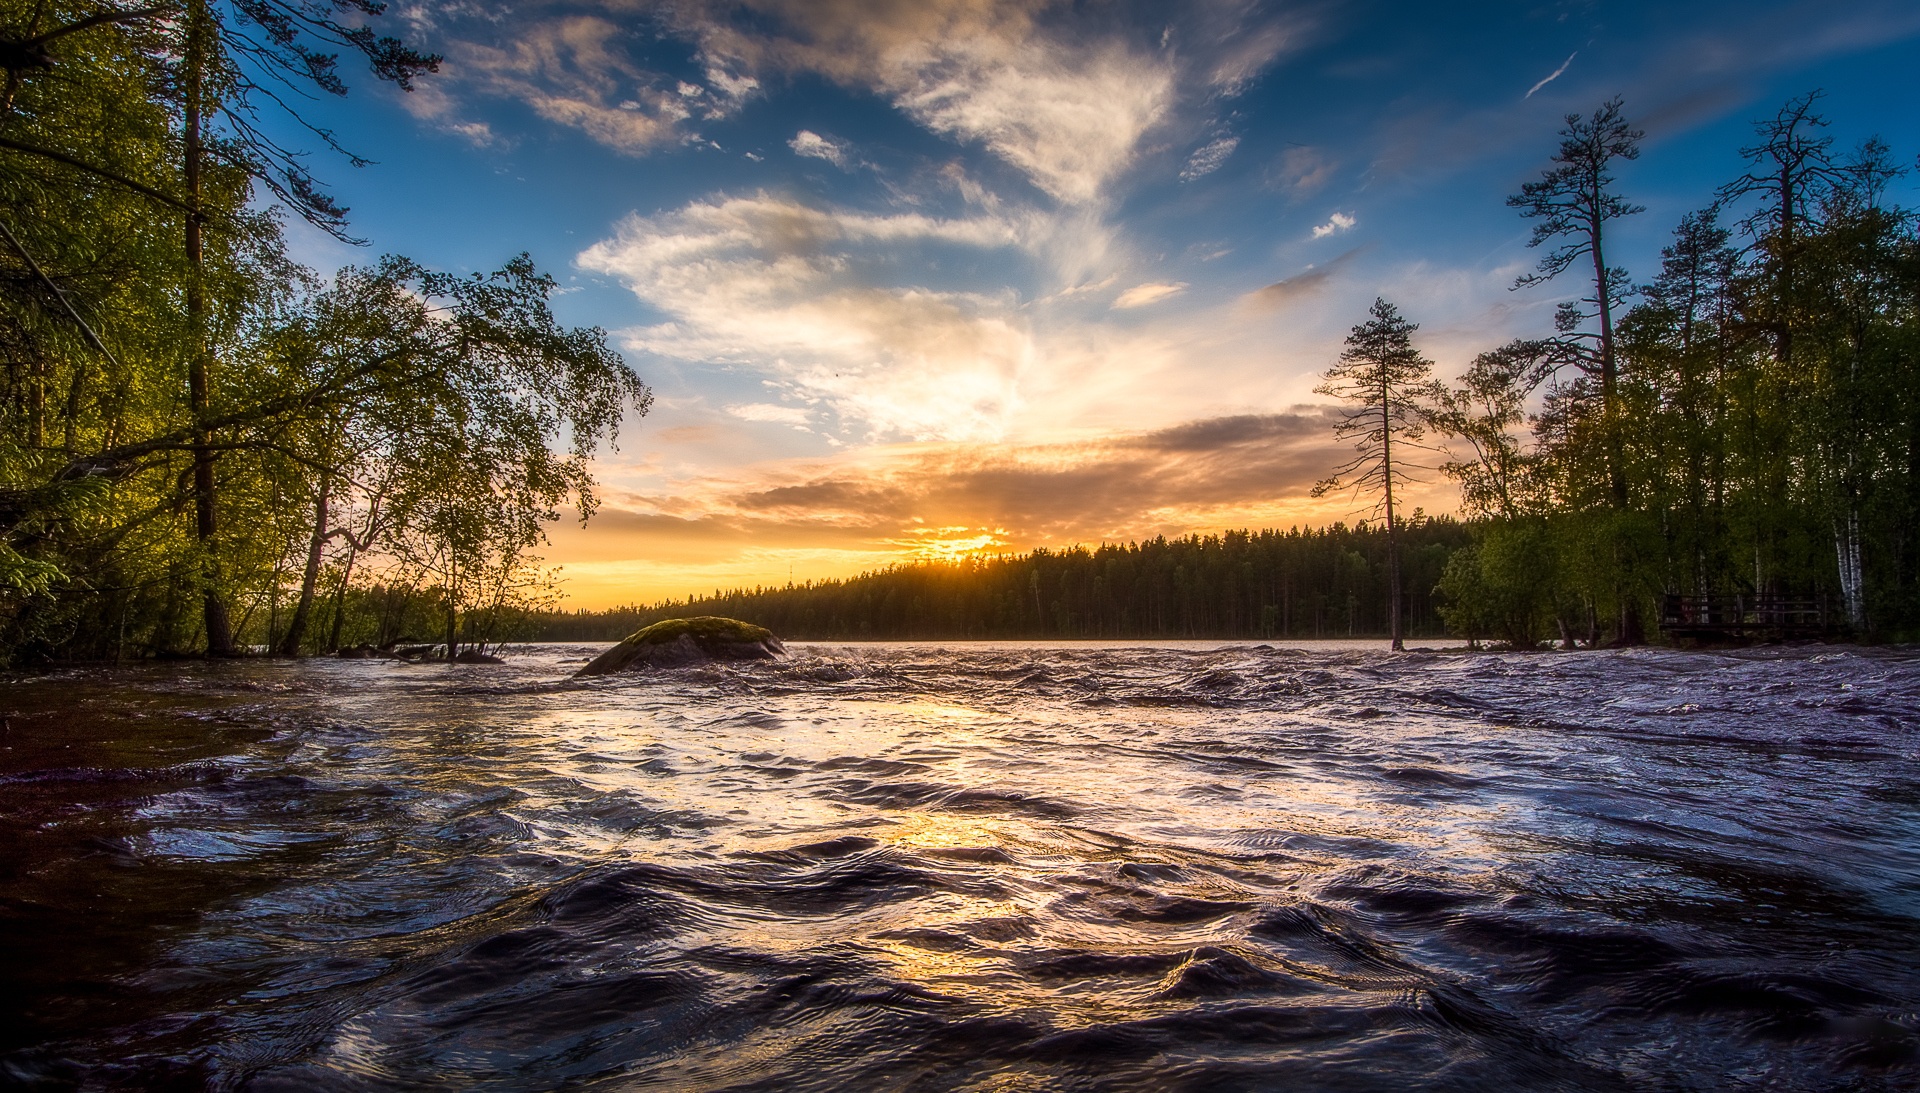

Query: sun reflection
left=886, top=810, right=1012, bottom=851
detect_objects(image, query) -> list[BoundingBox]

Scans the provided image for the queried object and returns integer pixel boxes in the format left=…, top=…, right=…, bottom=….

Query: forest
left=2, top=3, right=1916, bottom=662
left=0, top=1, right=649, bottom=666
left=532, top=521, right=1474, bottom=643
left=1413, top=94, right=1920, bottom=646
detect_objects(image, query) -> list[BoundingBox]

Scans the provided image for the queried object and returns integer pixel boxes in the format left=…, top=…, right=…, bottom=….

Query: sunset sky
left=283, top=0, right=1920, bottom=606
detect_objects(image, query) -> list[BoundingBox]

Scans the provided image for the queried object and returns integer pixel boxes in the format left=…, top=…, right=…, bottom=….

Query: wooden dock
left=1659, top=595, right=1831, bottom=641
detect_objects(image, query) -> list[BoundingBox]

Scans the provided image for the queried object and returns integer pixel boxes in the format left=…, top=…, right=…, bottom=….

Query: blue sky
left=276, top=0, right=1920, bottom=605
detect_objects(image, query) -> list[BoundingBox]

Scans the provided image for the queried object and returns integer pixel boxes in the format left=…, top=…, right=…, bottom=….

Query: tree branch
left=0, top=215, right=123, bottom=372
left=0, top=135, right=190, bottom=212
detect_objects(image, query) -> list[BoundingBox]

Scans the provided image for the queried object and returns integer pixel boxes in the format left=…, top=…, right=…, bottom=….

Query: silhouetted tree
left=1508, top=96, right=1646, bottom=639
left=1313, top=298, right=1441, bottom=650
left=1509, top=96, right=1644, bottom=504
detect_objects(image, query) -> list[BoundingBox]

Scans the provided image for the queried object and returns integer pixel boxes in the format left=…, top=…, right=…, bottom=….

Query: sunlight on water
left=2, top=641, right=1918, bottom=1090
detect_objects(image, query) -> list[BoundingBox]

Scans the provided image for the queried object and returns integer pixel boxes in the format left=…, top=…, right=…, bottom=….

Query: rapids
left=2, top=641, right=1918, bottom=1090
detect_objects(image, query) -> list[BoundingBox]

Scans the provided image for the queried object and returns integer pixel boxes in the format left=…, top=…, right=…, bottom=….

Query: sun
left=895, top=525, right=1007, bottom=563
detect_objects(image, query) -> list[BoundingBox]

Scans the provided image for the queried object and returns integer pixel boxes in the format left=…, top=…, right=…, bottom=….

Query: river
left=3, top=641, right=1918, bottom=1090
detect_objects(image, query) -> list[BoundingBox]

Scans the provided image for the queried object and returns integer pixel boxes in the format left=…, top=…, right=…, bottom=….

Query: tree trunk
left=184, top=0, right=232, bottom=655
left=1382, top=383, right=1403, bottom=651
left=326, top=541, right=358, bottom=653
left=1836, top=505, right=1866, bottom=632
left=277, top=474, right=331, bottom=655
left=1590, top=209, right=1643, bottom=645
left=1590, top=204, right=1628, bottom=509
left=444, top=559, right=458, bottom=660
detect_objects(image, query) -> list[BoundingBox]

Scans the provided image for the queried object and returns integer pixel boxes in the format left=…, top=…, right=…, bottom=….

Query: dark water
left=3, top=642, right=1919, bottom=1091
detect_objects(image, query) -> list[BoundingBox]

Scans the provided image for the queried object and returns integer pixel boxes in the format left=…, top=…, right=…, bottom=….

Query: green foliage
left=1430, top=92, right=1920, bottom=644
left=0, top=3, right=647, bottom=665
left=619, top=617, right=778, bottom=647
left=1436, top=525, right=1546, bottom=648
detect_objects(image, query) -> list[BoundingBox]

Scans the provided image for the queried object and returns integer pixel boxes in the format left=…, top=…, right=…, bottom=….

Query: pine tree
left=1313, top=298, right=1441, bottom=651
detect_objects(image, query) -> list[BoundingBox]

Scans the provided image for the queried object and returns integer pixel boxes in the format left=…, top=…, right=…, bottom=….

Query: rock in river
left=575, top=616, right=786, bottom=676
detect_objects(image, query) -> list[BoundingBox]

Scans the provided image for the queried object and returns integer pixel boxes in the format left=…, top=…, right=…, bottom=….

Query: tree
left=171, top=0, right=437, bottom=653
left=1508, top=95, right=1644, bottom=507
left=1507, top=96, right=1648, bottom=641
left=1427, top=340, right=1547, bottom=520
left=1716, top=92, right=1846, bottom=372
left=262, top=256, right=651, bottom=656
left=1313, top=298, right=1440, bottom=651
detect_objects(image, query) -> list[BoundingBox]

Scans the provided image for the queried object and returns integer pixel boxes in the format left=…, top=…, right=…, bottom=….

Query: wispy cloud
left=1244, top=245, right=1370, bottom=311
left=1526, top=52, right=1577, bottom=98
left=788, top=129, right=853, bottom=168
left=581, top=408, right=1363, bottom=571
left=544, top=399, right=1475, bottom=604
left=440, top=16, right=756, bottom=154
left=446, top=120, right=500, bottom=148
left=405, top=1, right=1305, bottom=206
left=727, top=402, right=813, bottom=426
left=681, top=0, right=1299, bottom=204
left=1180, top=134, right=1240, bottom=181
left=1311, top=211, right=1356, bottom=239
left=1112, top=281, right=1188, bottom=309
left=1267, top=145, right=1335, bottom=197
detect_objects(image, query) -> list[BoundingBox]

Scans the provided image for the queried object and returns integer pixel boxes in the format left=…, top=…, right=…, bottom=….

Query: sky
left=274, top=0, right=1920, bottom=607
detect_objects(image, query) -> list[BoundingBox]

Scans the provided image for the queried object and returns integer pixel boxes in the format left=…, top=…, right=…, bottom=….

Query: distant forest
left=532, top=521, right=1474, bottom=642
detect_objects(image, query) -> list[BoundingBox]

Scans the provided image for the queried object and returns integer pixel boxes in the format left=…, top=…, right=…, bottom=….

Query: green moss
left=624, top=616, right=774, bottom=646
left=574, top=615, right=784, bottom=676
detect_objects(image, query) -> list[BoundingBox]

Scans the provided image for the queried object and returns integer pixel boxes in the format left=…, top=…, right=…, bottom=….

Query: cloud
left=1268, top=146, right=1335, bottom=196
left=405, top=1, right=1304, bottom=205
left=788, top=129, right=852, bottom=168
left=446, top=17, right=700, bottom=154
left=411, top=14, right=761, bottom=155
left=605, top=408, right=1363, bottom=560
left=679, top=0, right=1296, bottom=204
left=1372, top=5, right=1920, bottom=183
left=727, top=402, right=813, bottom=425
left=1244, top=245, right=1370, bottom=311
left=445, top=120, right=501, bottom=148
left=579, top=194, right=1035, bottom=442
left=1112, top=281, right=1188, bottom=309
left=1180, top=134, right=1240, bottom=181
left=1311, top=211, right=1357, bottom=239
left=544, top=399, right=1479, bottom=605
left=1525, top=52, right=1577, bottom=98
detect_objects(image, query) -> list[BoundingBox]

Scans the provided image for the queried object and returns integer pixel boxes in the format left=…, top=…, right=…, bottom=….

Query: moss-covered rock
left=575, top=616, right=786, bottom=676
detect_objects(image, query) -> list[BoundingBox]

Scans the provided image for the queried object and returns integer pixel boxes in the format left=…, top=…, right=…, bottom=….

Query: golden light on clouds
left=894, top=525, right=1009, bottom=564
left=547, top=411, right=1463, bottom=607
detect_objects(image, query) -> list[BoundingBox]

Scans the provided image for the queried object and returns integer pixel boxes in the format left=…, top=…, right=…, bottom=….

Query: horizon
left=541, top=516, right=1462, bottom=613
left=272, top=0, right=1920, bottom=607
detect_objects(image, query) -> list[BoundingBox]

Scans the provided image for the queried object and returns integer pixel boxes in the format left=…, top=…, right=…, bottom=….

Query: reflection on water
left=3, top=641, right=1919, bottom=1090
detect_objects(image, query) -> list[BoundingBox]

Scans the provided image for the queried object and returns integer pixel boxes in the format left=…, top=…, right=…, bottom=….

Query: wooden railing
left=1659, top=594, right=1830, bottom=637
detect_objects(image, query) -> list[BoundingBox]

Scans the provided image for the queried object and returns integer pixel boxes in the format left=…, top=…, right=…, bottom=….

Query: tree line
left=1317, top=93, right=1919, bottom=647
left=532, top=521, right=1473, bottom=642
left=0, top=2, right=649, bottom=666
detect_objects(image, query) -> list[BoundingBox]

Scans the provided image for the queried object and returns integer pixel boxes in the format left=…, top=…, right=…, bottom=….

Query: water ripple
left=2, top=640, right=1918, bottom=1090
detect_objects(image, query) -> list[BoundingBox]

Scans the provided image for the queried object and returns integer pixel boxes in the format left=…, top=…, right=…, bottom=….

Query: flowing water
left=3, top=641, right=1919, bottom=1091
